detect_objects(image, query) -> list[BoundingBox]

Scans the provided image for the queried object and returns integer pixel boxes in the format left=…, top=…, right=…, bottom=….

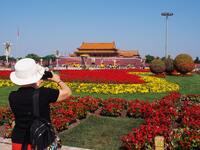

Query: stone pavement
left=0, top=138, right=91, bottom=150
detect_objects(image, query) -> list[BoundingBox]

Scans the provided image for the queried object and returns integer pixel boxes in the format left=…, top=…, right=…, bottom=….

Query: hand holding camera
left=41, top=71, right=53, bottom=80
left=42, top=71, right=61, bottom=83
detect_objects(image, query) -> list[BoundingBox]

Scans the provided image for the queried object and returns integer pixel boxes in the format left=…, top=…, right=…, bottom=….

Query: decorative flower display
left=59, top=69, right=145, bottom=84
left=0, top=93, right=199, bottom=149
left=0, top=107, right=14, bottom=137
left=100, top=98, right=128, bottom=117
left=42, top=74, right=179, bottom=94
left=2, top=69, right=197, bottom=149
left=78, top=96, right=101, bottom=112
left=127, top=100, right=150, bottom=118
left=0, top=80, right=14, bottom=88
left=0, top=69, right=179, bottom=94
left=121, top=92, right=200, bottom=149
left=0, top=107, right=11, bottom=125
left=0, top=70, right=12, bottom=79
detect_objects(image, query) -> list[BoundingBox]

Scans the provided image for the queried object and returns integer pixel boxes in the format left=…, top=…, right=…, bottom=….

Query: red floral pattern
left=100, top=98, right=127, bottom=117
left=59, top=69, right=146, bottom=84
left=0, top=70, right=12, bottom=79
left=121, top=93, right=200, bottom=149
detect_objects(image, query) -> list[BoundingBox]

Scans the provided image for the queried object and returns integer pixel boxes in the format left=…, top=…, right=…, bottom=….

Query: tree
left=145, top=55, right=155, bottom=63
left=164, top=56, right=174, bottom=74
left=194, top=57, right=200, bottom=64
left=0, top=55, right=16, bottom=61
left=150, top=58, right=166, bottom=74
left=174, top=54, right=195, bottom=74
left=42, top=54, right=56, bottom=62
left=25, top=53, right=40, bottom=62
left=0, top=55, right=6, bottom=61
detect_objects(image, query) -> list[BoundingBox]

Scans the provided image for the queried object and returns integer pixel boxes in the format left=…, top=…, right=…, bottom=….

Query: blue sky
left=0, top=0, right=200, bottom=58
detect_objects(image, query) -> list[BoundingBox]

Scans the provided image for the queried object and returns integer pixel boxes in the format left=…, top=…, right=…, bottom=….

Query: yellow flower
left=0, top=80, right=14, bottom=88
left=41, top=74, right=179, bottom=95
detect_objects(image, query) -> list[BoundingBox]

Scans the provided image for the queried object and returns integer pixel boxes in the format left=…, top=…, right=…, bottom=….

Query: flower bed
left=50, top=96, right=102, bottom=131
left=42, top=74, right=179, bottom=94
left=0, top=80, right=14, bottom=88
left=59, top=69, right=145, bottom=84
left=100, top=98, right=127, bottom=117
left=121, top=93, right=200, bottom=149
left=0, top=69, right=179, bottom=94
left=0, top=93, right=199, bottom=149
left=127, top=100, right=150, bottom=118
left=0, top=70, right=12, bottom=79
left=180, top=94, right=200, bottom=103
left=0, top=107, right=12, bottom=126
left=0, top=96, right=101, bottom=135
left=77, top=96, right=101, bottom=112
left=1, top=75, right=179, bottom=94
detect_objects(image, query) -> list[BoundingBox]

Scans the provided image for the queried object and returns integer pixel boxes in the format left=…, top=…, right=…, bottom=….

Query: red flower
left=59, top=69, right=145, bottom=84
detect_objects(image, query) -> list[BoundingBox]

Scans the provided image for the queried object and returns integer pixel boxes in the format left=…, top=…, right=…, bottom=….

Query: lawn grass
left=59, top=115, right=144, bottom=150
left=166, top=73, right=200, bottom=94
left=72, top=92, right=167, bottom=102
left=0, top=86, right=18, bottom=106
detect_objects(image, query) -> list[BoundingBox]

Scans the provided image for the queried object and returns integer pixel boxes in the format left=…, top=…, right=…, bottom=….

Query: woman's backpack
left=30, top=90, right=57, bottom=150
left=30, top=118, right=56, bottom=150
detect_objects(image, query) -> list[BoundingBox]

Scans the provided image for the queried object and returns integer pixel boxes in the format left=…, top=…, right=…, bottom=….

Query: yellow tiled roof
left=78, top=42, right=116, bottom=50
left=75, top=50, right=117, bottom=53
left=118, top=50, right=139, bottom=57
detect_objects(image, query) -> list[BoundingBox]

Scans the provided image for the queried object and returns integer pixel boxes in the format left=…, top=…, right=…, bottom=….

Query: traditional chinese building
left=73, top=42, right=140, bottom=58
left=74, top=42, right=118, bottom=57
left=58, top=42, right=143, bottom=68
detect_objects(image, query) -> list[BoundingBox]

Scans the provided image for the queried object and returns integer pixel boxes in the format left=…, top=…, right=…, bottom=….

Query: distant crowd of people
left=54, top=63, right=146, bottom=70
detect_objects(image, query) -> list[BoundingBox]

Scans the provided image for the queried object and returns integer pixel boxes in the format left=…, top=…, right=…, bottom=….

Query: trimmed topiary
left=150, top=58, right=166, bottom=74
left=164, top=57, right=174, bottom=74
left=174, top=54, right=195, bottom=74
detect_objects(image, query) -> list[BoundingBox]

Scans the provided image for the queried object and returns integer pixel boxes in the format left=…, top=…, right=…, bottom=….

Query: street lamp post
left=55, top=50, right=60, bottom=68
left=161, top=12, right=173, bottom=58
left=3, top=41, right=12, bottom=65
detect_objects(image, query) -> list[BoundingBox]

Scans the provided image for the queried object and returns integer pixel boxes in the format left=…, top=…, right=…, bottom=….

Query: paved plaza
left=0, top=138, right=90, bottom=150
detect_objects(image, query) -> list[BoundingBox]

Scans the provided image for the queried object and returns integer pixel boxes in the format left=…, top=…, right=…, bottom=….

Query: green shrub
left=150, top=58, right=166, bottom=74
left=174, top=54, right=195, bottom=74
left=164, top=57, right=174, bottom=74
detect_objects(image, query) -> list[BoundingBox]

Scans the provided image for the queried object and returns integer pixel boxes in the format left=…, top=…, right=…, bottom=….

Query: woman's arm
left=49, top=73, right=72, bottom=101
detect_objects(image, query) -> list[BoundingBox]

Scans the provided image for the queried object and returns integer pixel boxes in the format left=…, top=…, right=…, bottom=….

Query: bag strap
left=21, top=89, right=40, bottom=150
left=33, top=89, right=40, bottom=117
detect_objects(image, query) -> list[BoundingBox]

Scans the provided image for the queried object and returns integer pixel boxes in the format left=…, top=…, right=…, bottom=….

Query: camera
left=41, top=71, right=53, bottom=80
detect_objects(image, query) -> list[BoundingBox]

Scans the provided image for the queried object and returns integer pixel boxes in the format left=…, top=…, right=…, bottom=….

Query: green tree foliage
left=164, top=56, right=174, bottom=74
left=194, top=57, right=200, bottom=64
left=145, top=55, right=155, bottom=63
left=25, top=53, right=40, bottom=61
left=174, top=54, right=195, bottom=74
left=150, top=58, right=166, bottom=74
left=42, top=54, right=56, bottom=62
left=0, top=55, right=7, bottom=61
left=0, top=55, right=16, bottom=61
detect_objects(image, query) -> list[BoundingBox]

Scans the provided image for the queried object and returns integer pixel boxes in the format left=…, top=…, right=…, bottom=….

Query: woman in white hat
left=9, top=58, right=71, bottom=150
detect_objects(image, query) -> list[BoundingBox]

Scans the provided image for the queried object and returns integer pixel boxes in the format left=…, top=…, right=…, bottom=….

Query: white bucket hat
left=10, top=58, right=45, bottom=85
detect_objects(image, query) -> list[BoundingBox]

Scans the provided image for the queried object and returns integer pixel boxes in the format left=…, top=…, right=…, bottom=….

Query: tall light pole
left=161, top=12, right=173, bottom=58
left=55, top=50, right=60, bottom=68
left=3, top=41, right=12, bottom=65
